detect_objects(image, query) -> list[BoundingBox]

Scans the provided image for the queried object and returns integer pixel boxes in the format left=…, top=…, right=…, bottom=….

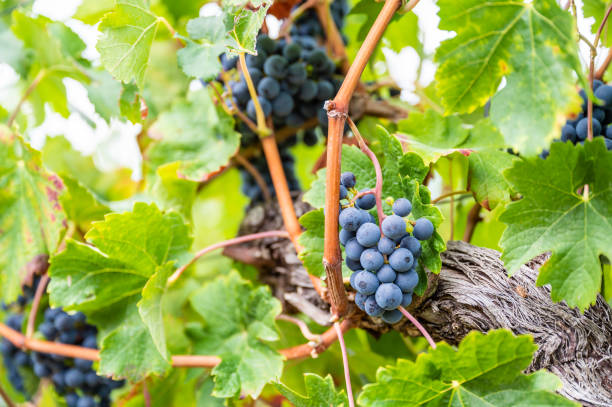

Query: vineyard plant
left=1, top=0, right=612, bottom=405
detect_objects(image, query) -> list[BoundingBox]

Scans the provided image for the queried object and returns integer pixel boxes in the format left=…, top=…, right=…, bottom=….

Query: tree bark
left=225, top=198, right=612, bottom=406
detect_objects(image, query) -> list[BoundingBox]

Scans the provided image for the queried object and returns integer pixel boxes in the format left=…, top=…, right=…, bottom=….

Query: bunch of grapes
left=542, top=80, right=612, bottom=157
left=290, top=0, right=349, bottom=42
left=1, top=283, right=124, bottom=407
left=338, top=172, right=434, bottom=324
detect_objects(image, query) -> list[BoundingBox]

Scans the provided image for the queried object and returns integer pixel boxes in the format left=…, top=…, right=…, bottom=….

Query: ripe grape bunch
left=290, top=0, right=349, bottom=43
left=1, top=283, right=124, bottom=407
left=338, top=172, right=435, bottom=324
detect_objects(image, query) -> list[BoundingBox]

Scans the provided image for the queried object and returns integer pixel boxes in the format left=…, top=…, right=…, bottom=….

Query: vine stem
left=277, top=314, right=321, bottom=344
left=431, top=190, right=469, bottom=204
left=595, top=47, right=612, bottom=79
left=0, top=320, right=353, bottom=367
left=588, top=3, right=612, bottom=141
left=7, top=69, right=47, bottom=127
left=334, top=322, right=355, bottom=407
left=26, top=274, right=49, bottom=338
left=158, top=17, right=185, bottom=47
left=462, top=203, right=482, bottom=243
left=449, top=165, right=455, bottom=240
left=398, top=306, right=437, bottom=349
left=167, top=230, right=290, bottom=285
left=238, top=53, right=269, bottom=137
left=142, top=380, right=151, bottom=407
left=324, top=0, right=407, bottom=319
left=0, top=383, right=16, bottom=407
left=233, top=154, right=272, bottom=203
left=346, top=118, right=385, bottom=229
left=314, top=0, right=349, bottom=73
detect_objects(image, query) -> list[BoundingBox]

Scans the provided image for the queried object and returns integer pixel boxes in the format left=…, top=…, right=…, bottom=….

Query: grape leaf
left=48, top=202, right=192, bottom=379
left=468, top=149, right=519, bottom=210
left=189, top=271, right=283, bottom=398
left=226, top=4, right=271, bottom=54
left=119, top=82, right=141, bottom=123
left=500, top=139, right=612, bottom=310
left=148, top=89, right=240, bottom=181
left=97, top=0, right=163, bottom=88
left=84, top=70, right=122, bottom=123
left=177, top=17, right=227, bottom=80
left=73, top=0, right=114, bottom=24
left=436, top=0, right=581, bottom=155
left=358, top=329, right=578, bottom=406
left=276, top=374, right=348, bottom=407
left=148, top=162, right=198, bottom=220
left=298, top=209, right=348, bottom=278
left=58, top=174, right=110, bottom=229
left=0, top=129, right=66, bottom=303
left=583, top=0, right=612, bottom=47
left=396, top=110, right=504, bottom=164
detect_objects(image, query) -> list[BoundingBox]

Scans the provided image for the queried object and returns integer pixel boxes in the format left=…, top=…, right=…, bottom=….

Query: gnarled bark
left=225, top=198, right=612, bottom=406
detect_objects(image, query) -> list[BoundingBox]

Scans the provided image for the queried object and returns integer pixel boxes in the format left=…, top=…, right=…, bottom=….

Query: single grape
left=395, top=270, right=419, bottom=293
left=257, top=77, right=280, bottom=99
left=246, top=52, right=266, bottom=70
left=33, top=362, right=51, bottom=378
left=220, top=54, right=237, bottom=71
left=77, top=395, right=96, bottom=407
left=85, top=371, right=99, bottom=388
left=283, top=42, right=301, bottom=61
left=354, top=270, right=380, bottom=295
left=339, top=207, right=363, bottom=231
left=413, top=218, right=434, bottom=241
left=65, top=393, right=79, bottom=407
left=349, top=271, right=359, bottom=291
left=595, top=84, right=612, bottom=107
left=392, top=198, right=412, bottom=217
left=263, top=55, right=289, bottom=79
left=345, top=238, right=365, bottom=260
left=561, top=124, right=577, bottom=143
left=377, top=236, right=396, bottom=255
left=389, top=248, right=414, bottom=272
left=340, top=185, right=348, bottom=200
left=6, top=314, right=22, bottom=331
left=307, top=49, right=328, bottom=67
left=399, top=235, right=421, bottom=258
left=401, top=293, right=413, bottom=307
left=74, top=358, right=93, bottom=371
left=576, top=118, right=601, bottom=141
left=272, top=92, right=295, bottom=117
left=45, top=307, right=61, bottom=322
left=299, top=80, right=318, bottom=101
left=375, top=283, right=403, bottom=310
left=354, top=292, right=367, bottom=310
left=59, top=330, right=78, bottom=344
left=376, top=264, right=396, bottom=283
left=594, top=79, right=604, bottom=90
left=606, top=126, right=612, bottom=140
left=247, top=98, right=272, bottom=119
left=360, top=248, right=384, bottom=271
left=65, top=368, right=84, bottom=387
left=594, top=108, right=606, bottom=124
left=346, top=257, right=362, bottom=271
left=257, top=35, right=276, bottom=54
left=82, top=335, right=97, bottom=349
left=356, top=222, right=381, bottom=247
left=72, top=312, right=86, bottom=324
left=381, top=215, right=406, bottom=239
left=356, top=193, right=375, bottom=210
left=339, top=229, right=355, bottom=246
left=54, top=313, right=74, bottom=332
left=317, top=80, right=335, bottom=100
left=364, top=295, right=384, bottom=317
left=340, top=172, right=356, bottom=189
left=241, top=68, right=263, bottom=86
left=381, top=309, right=403, bottom=324
left=287, top=62, right=307, bottom=86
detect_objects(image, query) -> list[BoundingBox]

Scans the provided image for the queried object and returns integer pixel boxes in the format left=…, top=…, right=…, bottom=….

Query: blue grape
left=317, top=80, right=335, bottom=100
left=381, top=215, right=406, bottom=239
left=399, top=235, right=421, bottom=258
left=389, top=248, right=414, bottom=272
left=356, top=193, right=375, bottom=210
left=247, top=98, right=272, bottom=119
left=65, top=368, right=84, bottom=387
left=339, top=229, right=355, bottom=246
left=576, top=118, right=601, bottom=141
left=34, top=362, right=51, bottom=377
left=287, top=62, right=307, bottom=86
left=283, top=42, right=301, bottom=61
left=401, top=293, right=413, bottom=307
left=561, top=124, right=577, bottom=142
left=360, top=248, right=384, bottom=271
left=345, top=238, right=364, bottom=260
left=594, top=108, right=606, bottom=124
left=74, top=358, right=93, bottom=371
left=356, top=223, right=381, bottom=247
left=340, top=185, right=348, bottom=200
left=221, top=54, right=237, bottom=71
left=354, top=292, right=367, bottom=310
left=82, top=335, right=97, bottom=349
left=594, top=79, right=604, bottom=90
left=272, top=92, right=295, bottom=117
left=375, top=283, right=403, bottom=310
left=45, top=307, right=61, bottom=322
left=85, top=371, right=99, bottom=387
left=349, top=271, right=359, bottom=291
left=77, top=396, right=96, bottom=407
left=299, top=80, right=317, bottom=101
left=263, top=55, right=288, bottom=79
left=381, top=309, right=403, bottom=324
left=413, top=218, right=434, bottom=241
left=6, top=314, right=22, bottom=330
left=59, top=330, right=78, bottom=344
left=242, top=68, right=263, bottom=86
left=54, top=313, right=73, bottom=332
left=65, top=393, right=79, bottom=407
left=257, top=77, right=280, bottom=99
left=339, top=207, right=364, bottom=231
left=395, top=270, right=418, bottom=293
left=392, top=198, right=412, bottom=217
left=606, top=126, right=612, bottom=140
left=346, top=257, right=362, bottom=271
left=340, top=172, right=356, bottom=188
left=377, top=236, right=396, bottom=255
left=364, top=295, right=384, bottom=317
left=376, top=264, right=396, bottom=283
left=354, top=270, right=379, bottom=295
left=595, top=84, right=612, bottom=107
left=606, top=138, right=612, bottom=150
left=73, top=312, right=86, bottom=324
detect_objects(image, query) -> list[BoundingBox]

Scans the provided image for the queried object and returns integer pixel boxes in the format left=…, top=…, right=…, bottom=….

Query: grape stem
left=463, top=203, right=482, bottom=243
left=595, top=47, right=612, bottom=79
left=314, top=0, right=350, bottom=74
left=142, top=379, right=151, bottom=407
left=346, top=117, right=385, bottom=230
left=233, top=153, right=272, bottom=203
left=323, top=0, right=411, bottom=318
left=25, top=274, right=49, bottom=339
left=7, top=69, right=47, bottom=127
left=334, top=322, right=355, bottom=407
left=398, top=306, right=437, bottom=349
left=277, top=314, right=322, bottom=345
left=167, top=230, right=290, bottom=285
left=0, top=319, right=353, bottom=367
left=0, top=383, right=16, bottom=407
left=238, top=53, right=270, bottom=137
left=278, top=0, right=318, bottom=38
left=431, top=190, right=470, bottom=204
left=587, top=3, right=612, bottom=141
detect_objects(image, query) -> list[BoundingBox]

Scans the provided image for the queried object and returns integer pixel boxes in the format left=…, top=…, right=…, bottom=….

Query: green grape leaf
left=48, top=202, right=192, bottom=379
left=435, top=0, right=581, bottom=155
left=399, top=152, right=430, bottom=184
left=97, top=0, right=163, bottom=88
left=276, top=374, right=349, bottom=407
left=500, top=139, right=612, bottom=310
left=396, top=110, right=504, bottom=165
left=58, top=174, right=110, bottom=229
left=85, top=70, right=122, bottom=123
left=148, top=89, right=240, bottom=181
left=226, top=4, right=271, bottom=54
left=73, top=0, right=114, bottom=24
left=0, top=28, right=31, bottom=77
left=583, top=0, right=612, bottom=47
left=189, top=271, right=283, bottom=398
left=358, top=329, right=578, bottom=407
left=0, top=130, right=66, bottom=303
left=148, top=162, right=198, bottom=220
left=468, top=149, right=519, bottom=210
left=177, top=16, right=227, bottom=80
left=48, top=22, right=86, bottom=60
left=119, top=82, right=141, bottom=123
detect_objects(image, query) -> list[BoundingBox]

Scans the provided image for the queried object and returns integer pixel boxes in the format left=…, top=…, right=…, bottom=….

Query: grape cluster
left=227, top=34, right=341, bottom=147
left=542, top=80, right=612, bottom=157
left=290, top=0, right=349, bottom=42
left=1, top=285, right=124, bottom=407
left=338, top=172, right=434, bottom=324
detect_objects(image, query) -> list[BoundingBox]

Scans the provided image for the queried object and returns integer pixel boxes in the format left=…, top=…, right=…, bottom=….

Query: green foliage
left=500, top=139, right=612, bottom=310
left=188, top=271, right=283, bottom=398
left=468, top=150, right=519, bottom=210
left=435, top=0, right=582, bottom=155
left=582, top=0, right=612, bottom=47
left=177, top=16, right=227, bottom=81
left=276, top=374, right=348, bottom=407
left=358, top=330, right=579, bottom=406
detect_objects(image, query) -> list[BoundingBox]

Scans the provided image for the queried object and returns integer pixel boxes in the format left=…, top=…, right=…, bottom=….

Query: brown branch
left=588, top=3, right=612, bottom=140
left=595, top=47, right=612, bottom=79
left=26, top=274, right=49, bottom=338
left=323, top=0, right=407, bottom=319
left=462, top=203, right=482, bottom=243
left=314, top=0, right=349, bottom=74
left=0, top=383, right=16, bottom=407
left=233, top=154, right=272, bottom=203
left=0, top=320, right=353, bottom=367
